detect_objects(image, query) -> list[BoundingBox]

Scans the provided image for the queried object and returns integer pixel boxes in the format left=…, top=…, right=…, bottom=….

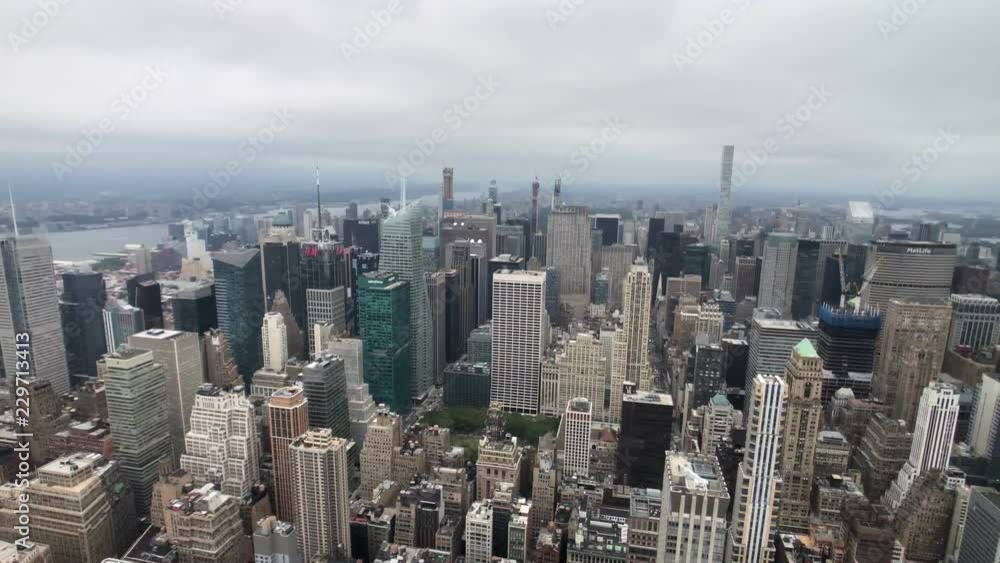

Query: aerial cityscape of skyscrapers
left=0, top=2, right=997, bottom=558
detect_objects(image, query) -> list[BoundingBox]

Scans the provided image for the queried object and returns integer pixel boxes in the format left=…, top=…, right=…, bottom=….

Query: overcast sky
left=1, top=0, right=996, bottom=202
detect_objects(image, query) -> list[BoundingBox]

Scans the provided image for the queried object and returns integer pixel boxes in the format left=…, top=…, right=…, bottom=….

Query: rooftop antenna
left=8, top=181, right=18, bottom=237
left=400, top=175, right=407, bottom=208
left=314, top=163, right=322, bottom=230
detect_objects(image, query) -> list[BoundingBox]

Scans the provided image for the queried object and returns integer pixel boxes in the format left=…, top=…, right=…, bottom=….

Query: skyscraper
left=167, top=483, right=249, bottom=563
left=290, top=429, right=352, bottom=560
left=948, top=294, right=1000, bottom=352
left=616, top=386, right=674, bottom=488
left=179, top=384, right=260, bottom=497
left=758, top=232, right=798, bottom=318
left=301, top=353, right=351, bottom=439
left=21, top=453, right=116, bottom=563
left=733, top=255, right=760, bottom=302
left=441, top=166, right=455, bottom=212
left=129, top=329, right=204, bottom=465
left=598, top=243, right=638, bottom=312
left=262, top=312, right=288, bottom=371
left=465, top=501, right=494, bottom=563
left=563, top=397, right=592, bottom=478
left=325, top=337, right=377, bottom=448
left=716, top=145, right=735, bottom=245
left=0, top=236, right=70, bottom=394
left=104, top=348, right=173, bottom=516
left=659, top=452, right=730, bottom=563
left=127, top=273, right=163, bottom=330
left=727, top=374, right=786, bottom=563
left=261, top=227, right=308, bottom=354
left=546, top=205, right=591, bottom=315
left=490, top=270, right=547, bottom=413
left=203, top=328, right=240, bottom=388
left=873, top=299, right=951, bottom=426
left=956, top=486, right=1000, bottom=563
left=379, top=201, right=434, bottom=397
left=611, top=261, right=653, bottom=421
left=883, top=380, right=960, bottom=511
left=777, top=339, right=824, bottom=532
left=860, top=240, right=957, bottom=311
left=553, top=332, right=606, bottom=423
left=60, top=270, right=107, bottom=377
left=357, top=271, right=411, bottom=414
left=816, top=304, right=881, bottom=376
left=745, top=313, right=818, bottom=401
left=359, top=409, right=402, bottom=500
left=103, top=299, right=144, bottom=353
left=170, top=282, right=216, bottom=335
left=212, top=248, right=265, bottom=382
left=852, top=412, right=912, bottom=503
left=267, top=387, right=309, bottom=522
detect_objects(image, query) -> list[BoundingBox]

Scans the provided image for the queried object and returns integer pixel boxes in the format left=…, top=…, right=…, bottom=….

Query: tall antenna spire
left=8, top=181, right=18, bottom=237
left=400, top=176, right=407, bottom=208
left=314, top=163, right=322, bottom=230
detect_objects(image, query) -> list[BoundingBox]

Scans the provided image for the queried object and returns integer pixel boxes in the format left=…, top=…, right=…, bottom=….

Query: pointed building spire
left=8, top=180, right=18, bottom=237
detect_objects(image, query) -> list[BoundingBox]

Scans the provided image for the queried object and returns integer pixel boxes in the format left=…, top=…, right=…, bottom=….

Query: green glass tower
left=357, top=272, right=411, bottom=414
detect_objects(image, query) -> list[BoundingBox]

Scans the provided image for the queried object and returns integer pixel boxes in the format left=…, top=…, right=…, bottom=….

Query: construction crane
left=839, top=245, right=882, bottom=312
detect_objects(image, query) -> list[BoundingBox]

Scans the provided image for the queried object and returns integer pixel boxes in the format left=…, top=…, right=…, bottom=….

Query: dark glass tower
left=817, top=304, right=881, bottom=376
left=343, top=218, right=380, bottom=252
left=357, top=272, right=411, bottom=414
left=261, top=238, right=307, bottom=353
left=301, top=354, right=351, bottom=439
left=60, top=271, right=107, bottom=377
left=127, top=273, right=163, bottom=329
left=171, top=282, right=216, bottom=335
left=212, top=249, right=264, bottom=383
left=616, top=386, right=674, bottom=488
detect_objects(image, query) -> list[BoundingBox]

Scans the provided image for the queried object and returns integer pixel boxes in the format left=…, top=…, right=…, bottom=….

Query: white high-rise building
left=717, top=146, right=735, bottom=251
left=0, top=236, right=71, bottom=395
left=702, top=393, right=734, bottom=455
left=129, top=329, right=205, bottom=465
left=465, top=501, right=494, bottom=563
left=563, top=398, right=592, bottom=478
left=696, top=303, right=724, bottom=345
left=883, top=380, right=960, bottom=511
left=611, top=261, right=653, bottom=422
left=290, top=429, right=352, bottom=560
left=380, top=201, right=434, bottom=396
left=727, top=374, right=786, bottom=563
left=757, top=233, right=798, bottom=318
left=659, top=452, right=730, bottom=563
left=180, top=385, right=260, bottom=498
left=968, top=373, right=1000, bottom=458
left=262, top=312, right=288, bottom=372
left=490, top=270, right=547, bottom=413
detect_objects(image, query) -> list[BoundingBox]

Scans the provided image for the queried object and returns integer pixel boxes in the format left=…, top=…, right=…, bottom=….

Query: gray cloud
left=1, top=0, right=996, bottom=201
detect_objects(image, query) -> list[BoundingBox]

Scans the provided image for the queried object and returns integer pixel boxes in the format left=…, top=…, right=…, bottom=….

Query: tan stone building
left=778, top=340, right=825, bottom=532
left=266, top=387, right=309, bottom=521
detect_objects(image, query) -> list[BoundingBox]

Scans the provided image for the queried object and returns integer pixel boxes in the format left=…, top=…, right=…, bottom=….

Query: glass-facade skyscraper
left=357, top=272, right=411, bottom=414
left=212, top=248, right=265, bottom=382
left=379, top=202, right=433, bottom=398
